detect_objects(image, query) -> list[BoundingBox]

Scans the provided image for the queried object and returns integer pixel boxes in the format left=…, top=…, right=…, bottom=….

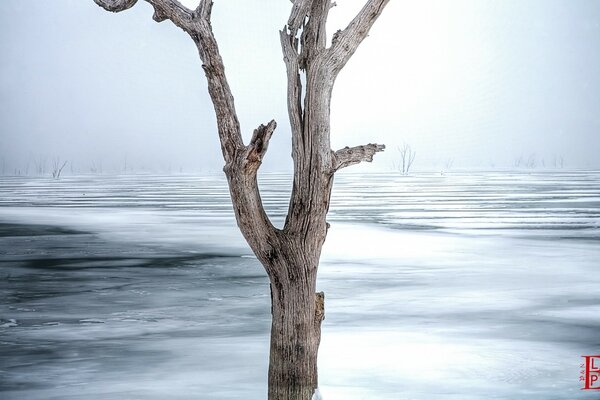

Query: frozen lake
left=1, top=171, right=599, bottom=399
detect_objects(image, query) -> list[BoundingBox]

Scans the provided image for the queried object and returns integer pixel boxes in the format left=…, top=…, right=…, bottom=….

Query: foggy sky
left=1, top=0, right=599, bottom=173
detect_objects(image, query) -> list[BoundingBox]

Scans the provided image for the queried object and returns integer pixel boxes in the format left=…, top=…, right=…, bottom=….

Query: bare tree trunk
left=92, top=1, right=390, bottom=398
left=267, top=243, right=324, bottom=399
left=224, top=158, right=328, bottom=396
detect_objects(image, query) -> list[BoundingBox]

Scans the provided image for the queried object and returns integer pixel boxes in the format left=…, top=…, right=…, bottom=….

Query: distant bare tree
left=398, top=143, right=416, bottom=175
left=526, top=153, right=536, bottom=169
left=51, top=158, right=68, bottom=179
left=90, top=160, right=103, bottom=174
left=552, top=154, right=565, bottom=169
left=444, top=158, right=454, bottom=171
left=514, top=155, right=523, bottom=168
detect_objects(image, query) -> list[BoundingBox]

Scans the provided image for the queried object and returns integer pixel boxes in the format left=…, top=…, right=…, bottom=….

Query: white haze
left=0, top=0, right=599, bottom=173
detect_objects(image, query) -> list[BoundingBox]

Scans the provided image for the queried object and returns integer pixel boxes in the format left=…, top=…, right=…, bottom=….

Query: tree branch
left=328, top=0, right=390, bottom=74
left=298, top=0, right=331, bottom=69
left=91, top=0, right=282, bottom=266
left=194, top=0, right=213, bottom=20
left=288, top=0, right=313, bottom=35
left=245, top=120, right=277, bottom=172
left=333, top=143, right=385, bottom=171
left=145, top=0, right=194, bottom=28
left=93, top=0, right=138, bottom=12
left=279, top=29, right=303, bottom=141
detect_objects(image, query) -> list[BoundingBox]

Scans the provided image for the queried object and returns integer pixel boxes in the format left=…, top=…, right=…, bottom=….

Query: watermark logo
left=581, top=355, right=600, bottom=390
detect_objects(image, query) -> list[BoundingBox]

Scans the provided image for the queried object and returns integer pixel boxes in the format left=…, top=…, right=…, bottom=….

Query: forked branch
left=333, top=143, right=385, bottom=171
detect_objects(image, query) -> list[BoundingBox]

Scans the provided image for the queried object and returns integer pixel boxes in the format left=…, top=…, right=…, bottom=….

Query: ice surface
left=0, top=171, right=599, bottom=399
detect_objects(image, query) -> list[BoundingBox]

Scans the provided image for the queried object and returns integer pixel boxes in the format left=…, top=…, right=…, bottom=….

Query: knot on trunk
left=315, top=291, right=325, bottom=322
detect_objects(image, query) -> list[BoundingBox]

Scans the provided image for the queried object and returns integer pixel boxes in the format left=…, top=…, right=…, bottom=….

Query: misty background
left=0, top=0, right=599, bottom=174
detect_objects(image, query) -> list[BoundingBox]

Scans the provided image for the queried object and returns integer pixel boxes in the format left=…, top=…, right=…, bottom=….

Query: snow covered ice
left=0, top=171, right=599, bottom=399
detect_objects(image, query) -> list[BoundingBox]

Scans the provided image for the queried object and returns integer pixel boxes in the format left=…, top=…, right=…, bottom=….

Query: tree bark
left=92, top=0, right=390, bottom=399
left=265, top=239, right=324, bottom=399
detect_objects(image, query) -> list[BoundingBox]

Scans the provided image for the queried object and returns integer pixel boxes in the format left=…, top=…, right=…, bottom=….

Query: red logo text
left=581, top=355, right=600, bottom=390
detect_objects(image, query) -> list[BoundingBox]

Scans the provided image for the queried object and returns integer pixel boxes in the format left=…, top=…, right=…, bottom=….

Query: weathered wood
left=266, top=238, right=321, bottom=400
left=92, top=1, right=390, bottom=398
left=333, top=143, right=386, bottom=171
left=327, top=0, right=391, bottom=75
left=93, top=0, right=137, bottom=12
left=288, top=0, right=313, bottom=34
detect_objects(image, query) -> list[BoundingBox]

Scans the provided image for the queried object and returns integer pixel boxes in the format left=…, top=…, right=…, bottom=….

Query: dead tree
left=444, top=157, right=454, bottom=171
left=526, top=153, right=536, bottom=169
left=553, top=154, right=565, bottom=169
left=90, top=160, right=102, bottom=174
left=92, top=0, right=389, bottom=398
left=514, top=155, right=524, bottom=168
left=51, top=157, right=68, bottom=179
left=398, top=143, right=416, bottom=175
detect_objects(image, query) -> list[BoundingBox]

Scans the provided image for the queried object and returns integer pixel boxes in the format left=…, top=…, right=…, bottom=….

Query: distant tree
left=444, top=158, right=454, bottom=171
left=92, top=0, right=389, bottom=398
left=514, top=155, right=523, bottom=168
left=526, top=153, right=536, bottom=169
left=398, top=143, right=416, bottom=175
left=51, top=157, right=68, bottom=179
left=89, top=160, right=103, bottom=174
left=552, top=154, right=565, bottom=169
